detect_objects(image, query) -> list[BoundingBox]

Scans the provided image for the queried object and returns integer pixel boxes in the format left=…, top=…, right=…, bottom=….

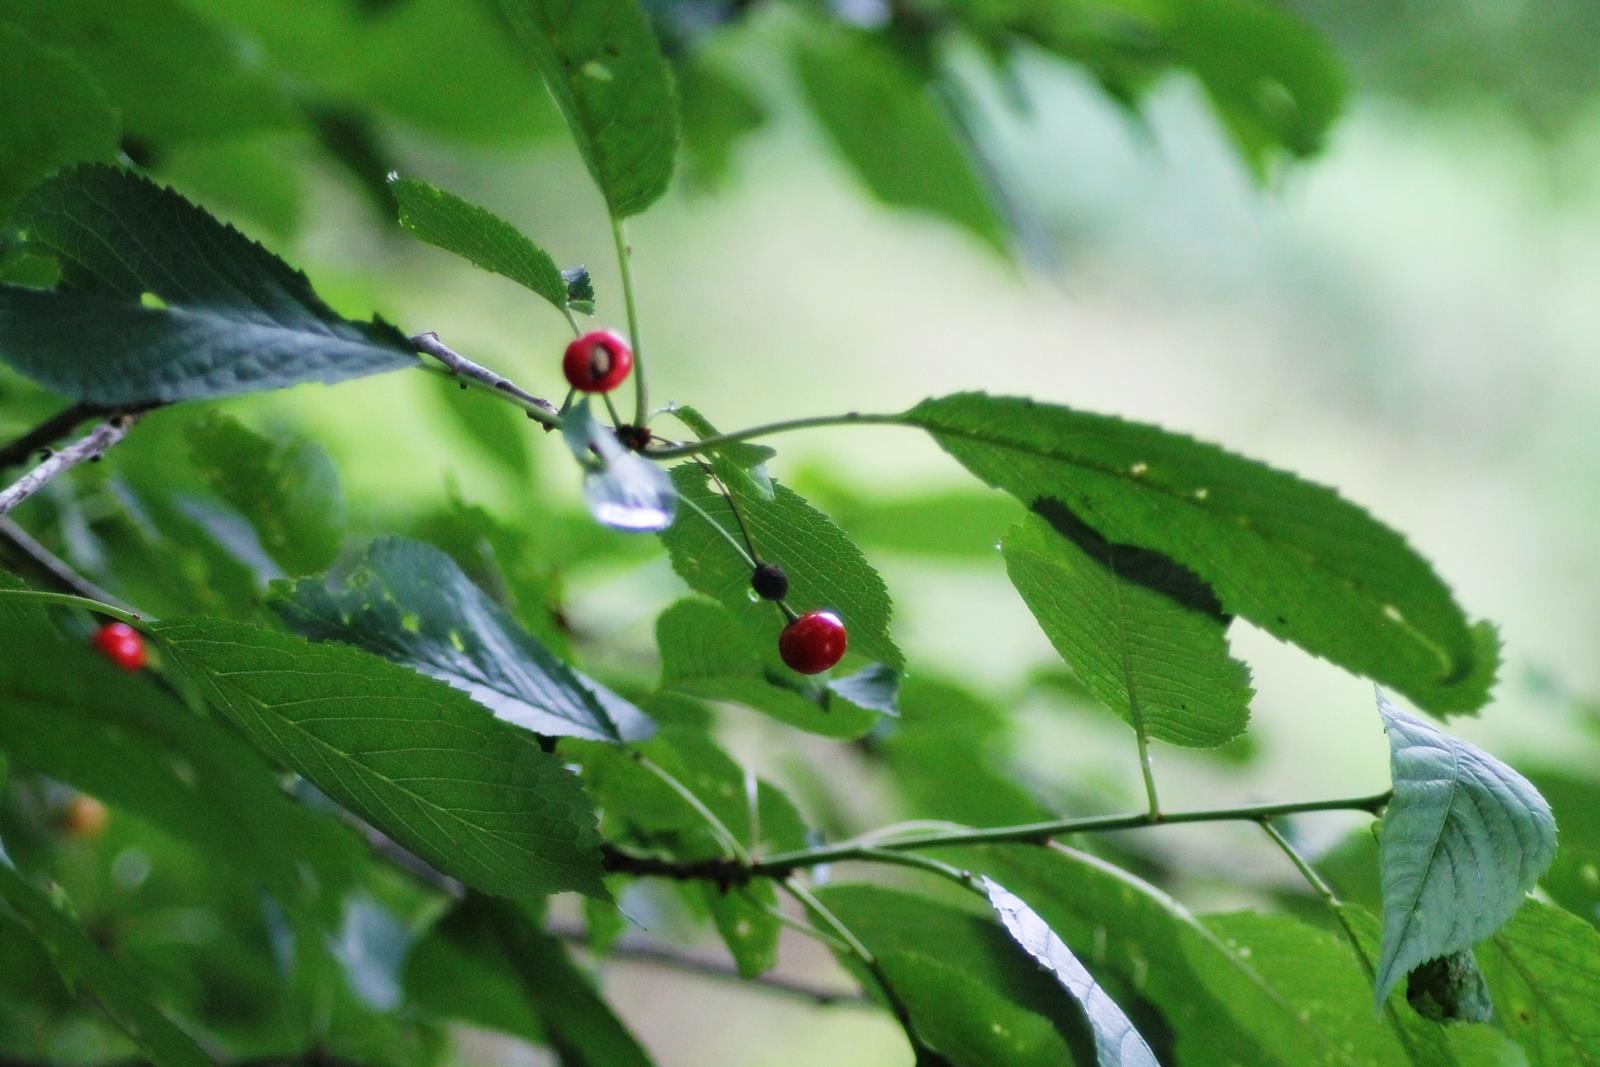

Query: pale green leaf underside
left=983, top=877, right=1160, bottom=1067
left=906, top=393, right=1495, bottom=715
left=1375, top=691, right=1558, bottom=1004
left=274, top=536, right=652, bottom=742
left=1003, top=510, right=1251, bottom=748
left=661, top=464, right=902, bottom=671
left=0, top=165, right=416, bottom=406
left=0, top=862, right=214, bottom=1067
left=390, top=175, right=573, bottom=313
left=153, top=616, right=606, bottom=899
left=1479, top=900, right=1600, bottom=1066
left=494, top=0, right=678, bottom=218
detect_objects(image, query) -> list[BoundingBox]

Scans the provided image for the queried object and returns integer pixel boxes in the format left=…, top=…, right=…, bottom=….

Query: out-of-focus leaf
left=705, top=882, right=781, bottom=979
left=186, top=413, right=345, bottom=577
left=1375, top=691, right=1557, bottom=1003
left=403, top=901, right=547, bottom=1044
left=0, top=25, right=118, bottom=220
left=677, top=56, right=765, bottom=189
left=495, top=0, right=679, bottom=218
left=906, top=393, right=1497, bottom=715
left=0, top=0, right=296, bottom=141
left=983, top=877, right=1160, bottom=1066
left=654, top=598, right=883, bottom=739
left=662, top=464, right=901, bottom=670
left=0, top=166, right=416, bottom=406
left=428, top=371, right=536, bottom=484
left=0, top=859, right=213, bottom=1067
left=275, top=537, right=652, bottom=742
left=1004, top=507, right=1251, bottom=748
left=152, top=615, right=607, bottom=899
left=565, top=403, right=677, bottom=532
left=390, top=176, right=576, bottom=315
left=1478, top=899, right=1600, bottom=1066
left=793, top=24, right=1007, bottom=253
left=153, top=134, right=305, bottom=243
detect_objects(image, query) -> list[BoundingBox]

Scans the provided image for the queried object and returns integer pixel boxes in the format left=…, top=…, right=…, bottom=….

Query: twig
left=0, top=414, right=140, bottom=518
left=410, top=332, right=561, bottom=429
left=0, top=403, right=101, bottom=472
left=0, top=517, right=135, bottom=614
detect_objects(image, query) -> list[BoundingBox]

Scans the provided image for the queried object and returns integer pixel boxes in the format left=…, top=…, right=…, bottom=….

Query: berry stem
left=645, top=412, right=907, bottom=460
left=0, top=587, right=146, bottom=628
left=675, top=493, right=759, bottom=570
left=610, top=217, right=648, bottom=426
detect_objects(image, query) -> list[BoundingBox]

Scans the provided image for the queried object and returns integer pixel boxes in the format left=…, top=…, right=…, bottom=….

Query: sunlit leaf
left=1478, top=899, right=1600, bottom=1066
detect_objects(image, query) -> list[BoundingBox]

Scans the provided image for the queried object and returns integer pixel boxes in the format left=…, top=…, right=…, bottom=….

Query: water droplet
left=581, top=60, right=614, bottom=82
left=1382, top=604, right=1404, bottom=623
left=746, top=587, right=761, bottom=603
left=1193, top=487, right=1210, bottom=501
left=1129, top=461, right=1149, bottom=476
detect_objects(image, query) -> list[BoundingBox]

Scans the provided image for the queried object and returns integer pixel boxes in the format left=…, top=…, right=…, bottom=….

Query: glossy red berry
left=778, top=610, right=847, bottom=675
left=563, top=329, right=634, bottom=393
left=92, top=622, right=147, bottom=672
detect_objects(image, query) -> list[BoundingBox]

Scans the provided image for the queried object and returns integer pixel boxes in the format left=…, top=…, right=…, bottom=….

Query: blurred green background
left=3, top=1, right=1599, bottom=1063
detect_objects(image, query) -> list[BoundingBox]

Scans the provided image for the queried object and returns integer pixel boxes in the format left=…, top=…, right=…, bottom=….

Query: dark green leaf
left=793, top=25, right=1007, bottom=253
left=662, top=464, right=901, bottom=670
left=152, top=615, right=606, bottom=899
left=390, top=176, right=575, bottom=315
left=0, top=859, right=214, bottom=1067
left=1004, top=507, right=1251, bottom=748
left=564, top=266, right=596, bottom=315
left=494, top=0, right=679, bottom=218
left=655, top=598, right=883, bottom=739
left=0, top=165, right=416, bottom=406
left=275, top=537, right=651, bottom=742
left=186, top=412, right=345, bottom=576
left=983, top=877, right=1160, bottom=1066
left=705, top=882, right=781, bottom=979
left=0, top=25, right=118, bottom=220
left=403, top=902, right=548, bottom=1043
left=1375, top=690, right=1557, bottom=1003
left=906, top=393, right=1496, bottom=714
left=1478, top=899, right=1600, bottom=1066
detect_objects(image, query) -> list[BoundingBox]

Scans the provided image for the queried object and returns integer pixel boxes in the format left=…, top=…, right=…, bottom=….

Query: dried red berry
left=778, top=610, right=847, bottom=674
left=563, top=329, right=634, bottom=393
left=92, top=622, right=147, bottom=672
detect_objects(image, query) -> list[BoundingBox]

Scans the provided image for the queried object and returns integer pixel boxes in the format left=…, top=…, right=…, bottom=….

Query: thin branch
left=410, top=332, right=561, bottom=429
left=601, top=791, right=1393, bottom=884
left=0, top=414, right=140, bottom=518
left=0, top=585, right=146, bottom=627
left=0, top=403, right=102, bottom=471
left=1259, top=820, right=1378, bottom=983
left=643, top=411, right=906, bottom=460
left=0, top=517, right=135, bottom=614
left=610, top=217, right=648, bottom=424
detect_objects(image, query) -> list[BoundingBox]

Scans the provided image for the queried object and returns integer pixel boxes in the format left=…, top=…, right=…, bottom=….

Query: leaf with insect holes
left=273, top=536, right=652, bottom=742
left=186, top=412, right=345, bottom=577
left=1374, top=690, right=1557, bottom=1005
left=661, top=464, right=901, bottom=670
left=1003, top=507, right=1252, bottom=748
left=0, top=860, right=214, bottom=1067
left=982, top=877, right=1160, bottom=1067
left=0, top=165, right=415, bottom=406
left=152, top=615, right=607, bottom=899
left=907, top=393, right=1497, bottom=715
left=390, top=175, right=586, bottom=317
left=494, top=0, right=678, bottom=218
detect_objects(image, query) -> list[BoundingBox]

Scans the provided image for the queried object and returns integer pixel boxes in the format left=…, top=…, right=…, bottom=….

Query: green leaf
left=186, top=412, right=345, bottom=577
left=403, top=902, right=548, bottom=1044
left=654, top=598, right=883, bottom=739
left=0, top=25, right=118, bottom=220
left=1003, top=507, right=1251, bottom=748
left=494, top=0, right=679, bottom=218
left=390, top=176, right=577, bottom=316
left=811, top=884, right=1091, bottom=1065
left=1406, top=950, right=1495, bottom=1024
left=151, top=615, right=606, bottom=899
left=428, top=371, right=536, bottom=484
left=677, top=56, right=766, bottom=189
left=793, top=24, right=1007, bottom=254
left=662, top=464, right=901, bottom=670
left=1478, top=899, right=1600, bottom=1066
left=906, top=393, right=1496, bottom=714
left=1375, top=690, right=1558, bottom=1004
left=982, top=877, right=1160, bottom=1067
left=705, top=882, right=781, bottom=979
left=0, top=0, right=297, bottom=141
left=0, top=165, right=416, bottom=407
left=275, top=537, right=651, bottom=742
left=668, top=405, right=775, bottom=501
left=0, top=860, right=214, bottom=1067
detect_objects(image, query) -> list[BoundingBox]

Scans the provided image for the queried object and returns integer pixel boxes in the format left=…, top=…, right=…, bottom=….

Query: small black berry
left=751, top=563, right=789, bottom=601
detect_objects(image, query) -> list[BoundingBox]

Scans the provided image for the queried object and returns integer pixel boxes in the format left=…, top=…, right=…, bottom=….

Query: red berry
left=92, top=622, right=147, bottom=672
left=778, top=610, right=848, bottom=675
left=61, top=795, right=109, bottom=839
left=563, top=330, right=634, bottom=393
